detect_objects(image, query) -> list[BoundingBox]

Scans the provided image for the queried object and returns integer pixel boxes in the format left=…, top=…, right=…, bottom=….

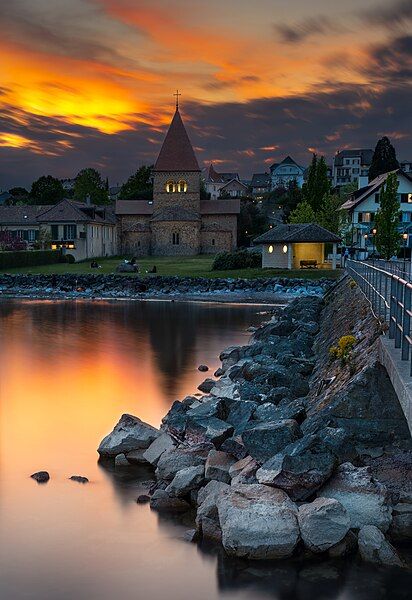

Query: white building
left=341, top=169, right=412, bottom=252
left=203, top=163, right=241, bottom=200
left=270, top=156, right=305, bottom=189
left=332, top=149, right=373, bottom=188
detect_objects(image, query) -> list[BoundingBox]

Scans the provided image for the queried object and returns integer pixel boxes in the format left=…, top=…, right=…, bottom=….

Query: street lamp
left=372, top=228, right=377, bottom=257
left=402, top=232, right=408, bottom=276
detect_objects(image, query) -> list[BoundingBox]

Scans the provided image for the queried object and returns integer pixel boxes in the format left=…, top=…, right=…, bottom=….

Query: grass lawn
left=0, top=254, right=341, bottom=280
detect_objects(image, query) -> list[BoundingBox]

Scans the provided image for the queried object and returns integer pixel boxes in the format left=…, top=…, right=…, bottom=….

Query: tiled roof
left=340, top=169, right=412, bottom=211
left=151, top=207, right=200, bottom=222
left=0, top=200, right=116, bottom=225
left=334, top=149, right=373, bottom=166
left=0, top=205, right=50, bottom=225
left=200, top=199, right=240, bottom=214
left=154, top=109, right=200, bottom=172
left=254, top=223, right=341, bottom=244
left=220, top=178, right=249, bottom=191
left=116, top=199, right=154, bottom=215
left=251, top=173, right=271, bottom=187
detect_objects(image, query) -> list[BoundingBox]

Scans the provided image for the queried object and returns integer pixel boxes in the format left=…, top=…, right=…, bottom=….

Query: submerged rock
left=30, top=471, right=50, bottom=483
left=217, top=484, right=299, bottom=559
left=150, top=489, right=191, bottom=513
left=198, top=365, right=209, bottom=372
left=358, top=525, right=403, bottom=567
left=298, top=498, right=350, bottom=553
left=97, top=414, right=159, bottom=457
left=136, top=494, right=150, bottom=504
left=69, top=475, right=89, bottom=484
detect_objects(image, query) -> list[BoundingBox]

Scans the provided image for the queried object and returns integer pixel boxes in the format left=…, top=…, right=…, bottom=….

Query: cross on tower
left=173, top=89, right=181, bottom=110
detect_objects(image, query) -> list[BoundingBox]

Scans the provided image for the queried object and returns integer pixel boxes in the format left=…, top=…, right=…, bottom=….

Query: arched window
left=177, top=180, right=187, bottom=193
left=165, top=180, right=175, bottom=193
left=172, top=232, right=180, bottom=245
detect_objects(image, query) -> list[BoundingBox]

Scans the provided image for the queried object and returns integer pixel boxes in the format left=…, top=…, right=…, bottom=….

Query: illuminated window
left=268, top=245, right=274, bottom=253
left=177, top=180, right=187, bottom=193
left=282, top=245, right=288, bottom=254
left=166, top=180, right=175, bottom=193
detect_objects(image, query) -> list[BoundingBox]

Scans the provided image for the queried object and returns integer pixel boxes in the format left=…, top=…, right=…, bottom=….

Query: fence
left=346, top=259, right=412, bottom=375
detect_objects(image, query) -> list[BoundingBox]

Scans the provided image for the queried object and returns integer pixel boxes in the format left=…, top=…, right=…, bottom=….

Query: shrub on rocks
left=217, top=484, right=300, bottom=559
left=298, top=498, right=350, bottom=553
left=97, top=414, right=159, bottom=457
left=242, top=419, right=302, bottom=463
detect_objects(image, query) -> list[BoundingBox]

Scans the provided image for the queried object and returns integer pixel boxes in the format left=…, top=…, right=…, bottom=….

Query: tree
left=369, top=137, right=399, bottom=182
left=119, top=165, right=153, bottom=200
left=30, top=176, right=65, bottom=205
left=302, top=153, right=330, bottom=212
left=74, top=168, right=109, bottom=204
left=317, top=193, right=343, bottom=235
left=375, top=173, right=400, bottom=259
left=238, top=199, right=268, bottom=247
left=289, top=200, right=316, bottom=224
left=278, top=180, right=303, bottom=221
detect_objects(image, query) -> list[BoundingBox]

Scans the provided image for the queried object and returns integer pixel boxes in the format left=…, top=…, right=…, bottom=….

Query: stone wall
left=201, top=215, right=238, bottom=251
left=201, top=230, right=232, bottom=254
left=122, top=231, right=151, bottom=256
left=151, top=220, right=201, bottom=255
left=153, top=171, right=200, bottom=212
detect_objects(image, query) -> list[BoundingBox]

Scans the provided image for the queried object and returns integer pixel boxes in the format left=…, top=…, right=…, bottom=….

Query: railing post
left=395, top=279, right=403, bottom=349
left=402, top=284, right=411, bottom=361
left=389, top=277, right=396, bottom=339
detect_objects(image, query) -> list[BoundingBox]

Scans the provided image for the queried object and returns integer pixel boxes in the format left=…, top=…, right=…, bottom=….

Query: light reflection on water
left=0, top=299, right=409, bottom=600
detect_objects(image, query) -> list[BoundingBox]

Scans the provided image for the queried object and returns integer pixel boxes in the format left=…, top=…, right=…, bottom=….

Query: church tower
left=151, top=93, right=202, bottom=255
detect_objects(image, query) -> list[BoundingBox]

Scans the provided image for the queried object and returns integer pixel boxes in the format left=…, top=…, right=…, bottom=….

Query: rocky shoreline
left=98, top=277, right=411, bottom=568
left=0, top=273, right=333, bottom=303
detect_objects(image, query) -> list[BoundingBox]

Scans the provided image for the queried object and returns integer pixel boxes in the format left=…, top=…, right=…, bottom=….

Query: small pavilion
left=253, top=223, right=341, bottom=270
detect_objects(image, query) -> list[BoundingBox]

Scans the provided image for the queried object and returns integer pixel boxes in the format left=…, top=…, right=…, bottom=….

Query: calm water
left=0, top=299, right=409, bottom=600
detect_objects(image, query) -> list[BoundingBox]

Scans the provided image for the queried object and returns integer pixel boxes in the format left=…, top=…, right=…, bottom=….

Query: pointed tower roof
left=154, top=108, right=200, bottom=172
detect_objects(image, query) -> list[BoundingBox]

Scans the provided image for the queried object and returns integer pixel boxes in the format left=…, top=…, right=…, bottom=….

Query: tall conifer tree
left=369, top=137, right=399, bottom=181
left=375, top=173, right=400, bottom=259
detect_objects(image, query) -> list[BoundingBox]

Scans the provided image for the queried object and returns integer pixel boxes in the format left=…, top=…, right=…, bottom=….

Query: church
left=116, top=101, right=240, bottom=256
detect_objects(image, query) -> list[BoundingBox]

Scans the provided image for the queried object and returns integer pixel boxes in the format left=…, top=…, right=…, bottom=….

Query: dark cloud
left=360, top=0, right=412, bottom=29
left=363, top=35, right=412, bottom=83
left=1, top=82, right=411, bottom=189
left=274, top=17, right=342, bottom=44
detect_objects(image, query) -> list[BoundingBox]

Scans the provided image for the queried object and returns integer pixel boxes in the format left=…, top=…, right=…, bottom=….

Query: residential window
left=27, top=230, right=37, bottom=242
left=172, top=232, right=180, bottom=245
left=51, top=225, right=59, bottom=239
left=400, top=193, right=412, bottom=203
left=212, top=238, right=215, bottom=246
left=63, top=224, right=77, bottom=240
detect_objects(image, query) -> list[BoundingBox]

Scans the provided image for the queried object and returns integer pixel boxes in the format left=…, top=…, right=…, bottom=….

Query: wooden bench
left=300, top=260, right=318, bottom=269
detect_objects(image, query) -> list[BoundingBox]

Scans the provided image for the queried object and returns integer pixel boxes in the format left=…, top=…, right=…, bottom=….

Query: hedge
left=212, top=249, right=262, bottom=271
left=0, top=250, right=63, bottom=269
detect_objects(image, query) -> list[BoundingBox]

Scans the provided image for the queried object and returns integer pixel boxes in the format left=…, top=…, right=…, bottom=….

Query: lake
left=0, top=298, right=409, bottom=600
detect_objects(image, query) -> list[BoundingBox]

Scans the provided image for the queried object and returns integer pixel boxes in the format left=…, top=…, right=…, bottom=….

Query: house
left=251, top=173, right=271, bottom=198
left=219, top=178, right=249, bottom=198
left=116, top=105, right=240, bottom=256
left=203, top=164, right=241, bottom=199
left=332, top=149, right=373, bottom=188
left=254, top=223, right=341, bottom=269
left=0, top=198, right=117, bottom=261
left=340, top=169, right=412, bottom=251
left=401, top=160, right=412, bottom=174
left=270, top=156, right=305, bottom=189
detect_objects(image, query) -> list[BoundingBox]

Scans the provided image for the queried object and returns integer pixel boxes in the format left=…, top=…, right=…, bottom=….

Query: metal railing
left=347, top=259, right=412, bottom=375
left=369, top=258, right=411, bottom=282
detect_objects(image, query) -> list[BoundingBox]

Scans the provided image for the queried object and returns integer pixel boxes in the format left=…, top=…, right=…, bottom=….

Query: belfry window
left=165, top=180, right=175, bottom=193
left=177, top=180, right=187, bottom=193
left=172, top=232, right=180, bottom=245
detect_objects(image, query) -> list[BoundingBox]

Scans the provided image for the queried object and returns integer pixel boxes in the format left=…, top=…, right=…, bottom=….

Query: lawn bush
left=212, top=249, right=262, bottom=271
left=65, top=254, right=75, bottom=264
left=0, top=250, right=62, bottom=269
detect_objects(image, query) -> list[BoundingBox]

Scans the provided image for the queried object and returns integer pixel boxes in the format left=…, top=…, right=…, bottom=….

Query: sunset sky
left=0, top=0, right=411, bottom=188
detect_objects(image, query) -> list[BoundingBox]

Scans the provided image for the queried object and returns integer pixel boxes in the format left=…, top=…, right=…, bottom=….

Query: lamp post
left=364, top=233, right=368, bottom=259
left=402, top=232, right=408, bottom=277
left=372, top=228, right=377, bottom=257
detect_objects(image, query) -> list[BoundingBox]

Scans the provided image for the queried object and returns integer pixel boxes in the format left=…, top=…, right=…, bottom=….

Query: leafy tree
left=369, top=137, right=399, bottom=182
left=74, top=168, right=109, bottom=204
left=30, top=176, right=65, bottom=205
left=302, top=154, right=330, bottom=212
left=119, top=166, right=153, bottom=200
left=375, top=173, right=400, bottom=259
left=9, top=187, right=28, bottom=198
left=278, top=180, right=303, bottom=221
left=289, top=200, right=316, bottom=224
left=317, top=193, right=343, bottom=235
left=238, top=199, right=268, bottom=247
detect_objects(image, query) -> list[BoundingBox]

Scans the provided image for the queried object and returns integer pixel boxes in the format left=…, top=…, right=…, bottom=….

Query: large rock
left=210, top=379, right=240, bottom=400
left=196, top=480, right=230, bottom=534
left=242, top=420, right=302, bottom=463
left=389, top=500, right=412, bottom=542
left=298, top=498, right=350, bottom=553
left=186, top=397, right=226, bottom=421
left=156, top=446, right=209, bottom=481
left=217, top=484, right=299, bottom=559
left=197, top=378, right=216, bottom=394
left=205, top=450, right=236, bottom=484
left=226, top=400, right=257, bottom=434
left=166, top=465, right=205, bottom=497
left=253, top=400, right=306, bottom=424
left=358, top=525, right=403, bottom=567
left=220, top=436, right=248, bottom=460
left=256, top=434, right=335, bottom=501
left=185, top=417, right=234, bottom=447
left=98, top=414, right=159, bottom=457
left=150, top=489, right=191, bottom=513
left=143, top=433, right=175, bottom=467
left=320, top=463, right=392, bottom=532
left=229, top=455, right=258, bottom=485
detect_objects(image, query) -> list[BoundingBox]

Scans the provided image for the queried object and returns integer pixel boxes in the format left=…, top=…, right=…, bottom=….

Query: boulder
left=98, top=414, right=159, bottom=457
left=69, top=475, right=89, bottom=484
left=166, top=465, right=205, bottom=497
left=289, top=377, right=310, bottom=398
left=220, top=436, right=248, bottom=460
left=150, top=489, right=191, bottom=513
left=198, top=364, right=209, bottom=372
left=205, top=450, right=236, bottom=484
left=229, top=455, right=259, bottom=485
left=389, top=501, right=412, bottom=542
left=328, top=530, right=358, bottom=558
left=358, top=525, right=403, bottom=567
left=320, top=427, right=358, bottom=463
left=125, top=449, right=149, bottom=465
left=196, top=480, right=230, bottom=533
left=31, top=471, right=50, bottom=483
left=200, top=517, right=222, bottom=542
left=161, top=400, right=190, bottom=438
left=217, top=484, right=299, bottom=559
left=226, top=400, right=257, bottom=434
left=210, top=379, right=240, bottom=400
left=298, top=498, right=350, bottom=553
left=142, top=433, right=175, bottom=467
left=136, top=495, right=150, bottom=504
left=185, top=417, right=234, bottom=447
left=266, top=386, right=292, bottom=405
left=242, top=420, right=302, bottom=463
left=186, top=398, right=226, bottom=421
left=256, top=434, right=336, bottom=501
left=320, top=462, right=392, bottom=532
left=254, top=400, right=306, bottom=424
left=197, top=378, right=216, bottom=394
left=156, top=446, right=209, bottom=481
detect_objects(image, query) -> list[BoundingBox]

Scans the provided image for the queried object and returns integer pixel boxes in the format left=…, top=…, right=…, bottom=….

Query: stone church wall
left=201, top=215, right=238, bottom=250
left=201, top=231, right=232, bottom=254
left=153, top=171, right=200, bottom=212
left=151, top=221, right=200, bottom=255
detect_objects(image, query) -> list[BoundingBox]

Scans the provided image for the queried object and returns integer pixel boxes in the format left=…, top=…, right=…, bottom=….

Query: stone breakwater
left=98, top=285, right=412, bottom=567
left=0, top=273, right=333, bottom=302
